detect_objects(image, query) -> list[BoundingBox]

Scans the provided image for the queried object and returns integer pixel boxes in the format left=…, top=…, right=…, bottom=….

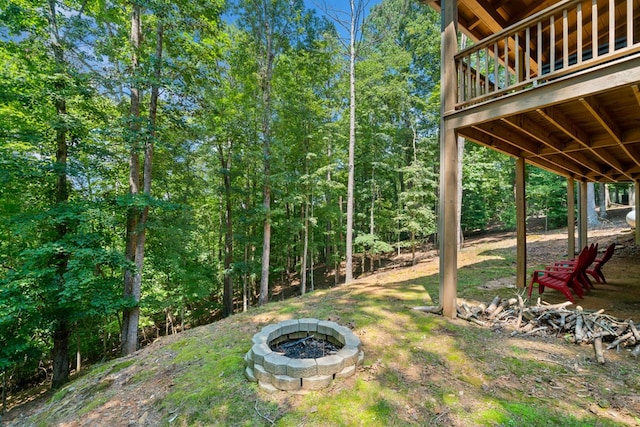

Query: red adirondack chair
left=586, top=242, right=616, bottom=284
left=547, top=243, right=598, bottom=292
left=528, top=246, right=591, bottom=303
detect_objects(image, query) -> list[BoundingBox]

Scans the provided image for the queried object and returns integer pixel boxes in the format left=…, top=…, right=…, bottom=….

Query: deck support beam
left=515, top=157, right=527, bottom=288
left=578, top=181, right=588, bottom=249
left=439, top=0, right=459, bottom=318
left=633, top=181, right=640, bottom=245
left=567, top=178, right=576, bottom=256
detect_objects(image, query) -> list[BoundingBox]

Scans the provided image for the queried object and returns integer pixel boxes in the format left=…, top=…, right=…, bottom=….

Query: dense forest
left=1, top=0, right=622, bottom=403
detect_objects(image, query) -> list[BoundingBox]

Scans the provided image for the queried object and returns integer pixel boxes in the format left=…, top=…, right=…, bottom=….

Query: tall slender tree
left=46, top=0, right=72, bottom=388
left=236, top=0, right=307, bottom=304
left=121, top=2, right=145, bottom=356
left=317, top=0, right=369, bottom=283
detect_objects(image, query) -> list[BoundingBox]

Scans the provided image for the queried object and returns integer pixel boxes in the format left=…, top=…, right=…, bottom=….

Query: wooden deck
left=434, top=0, right=640, bottom=182
left=451, top=55, right=640, bottom=182
left=428, top=0, right=640, bottom=317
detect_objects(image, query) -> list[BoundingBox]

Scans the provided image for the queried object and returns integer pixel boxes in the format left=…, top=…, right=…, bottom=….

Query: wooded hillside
left=0, top=0, right=629, bottom=404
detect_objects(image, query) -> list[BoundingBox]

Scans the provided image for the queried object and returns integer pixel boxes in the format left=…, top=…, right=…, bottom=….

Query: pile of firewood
left=413, top=295, right=640, bottom=364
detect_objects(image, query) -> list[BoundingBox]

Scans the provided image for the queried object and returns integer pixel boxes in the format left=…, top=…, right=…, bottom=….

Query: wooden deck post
left=439, top=0, right=458, bottom=318
left=567, top=178, right=576, bottom=256
left=635, top=181, right=640, bottom=245
left=578, top=181, right=588, bottom=249
left=515, top=157, right=527, bottom=288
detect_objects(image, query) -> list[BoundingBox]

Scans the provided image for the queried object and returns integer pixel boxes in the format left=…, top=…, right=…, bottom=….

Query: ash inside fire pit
left=270, top=335, right=342, bottom=359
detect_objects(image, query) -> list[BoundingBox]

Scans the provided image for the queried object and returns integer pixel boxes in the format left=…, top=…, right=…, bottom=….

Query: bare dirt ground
left=2, top=206, right=638, bottom=426
left=515, top=206, right=640, bottom=320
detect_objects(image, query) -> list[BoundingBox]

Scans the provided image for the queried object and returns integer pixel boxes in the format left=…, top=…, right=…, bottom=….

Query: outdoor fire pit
left=244, top=318, right=363, bottom=391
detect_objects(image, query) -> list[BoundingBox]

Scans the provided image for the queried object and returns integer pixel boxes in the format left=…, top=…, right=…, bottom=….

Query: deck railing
left=455, top=0, right=640, bottom=108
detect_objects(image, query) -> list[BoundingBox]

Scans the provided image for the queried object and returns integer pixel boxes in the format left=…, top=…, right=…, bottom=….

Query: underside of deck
left=449, top=53, right=640, bottom=182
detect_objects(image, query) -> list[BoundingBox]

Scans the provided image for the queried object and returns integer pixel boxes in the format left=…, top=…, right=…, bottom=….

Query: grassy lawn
left=10, top=236, right=640, bottom=426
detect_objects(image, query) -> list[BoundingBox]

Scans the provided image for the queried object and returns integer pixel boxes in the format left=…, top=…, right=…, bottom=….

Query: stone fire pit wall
left=244, top=318, right=364, bottom=392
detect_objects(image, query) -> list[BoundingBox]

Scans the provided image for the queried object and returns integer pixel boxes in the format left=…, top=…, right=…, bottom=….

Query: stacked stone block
left=245, top=318, right=364, bottom=391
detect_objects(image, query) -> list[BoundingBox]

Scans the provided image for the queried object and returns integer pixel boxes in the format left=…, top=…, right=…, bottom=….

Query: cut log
left=594, top=336, right=605, bottom=364
left=515, top=295, right=524, bottom=330
left=538, top=301, right=574, bottom=311
left=487, top=304, right=504, bottom=320
left=606, top=332, right=634, bottom=350
left=575, top=313, right=585, bottom=343
left=485, top=296, right=501, bottom=315
left=413, top=306, right=443, bottom=314
left=629, top=320, right=640, bottom=341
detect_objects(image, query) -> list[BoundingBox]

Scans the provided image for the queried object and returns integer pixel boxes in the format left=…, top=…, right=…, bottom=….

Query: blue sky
left=304, top=0, right=382, bottom=18
left=303, top=0, right=382, bottom=39
left=303, top=0, right=381, bottom=14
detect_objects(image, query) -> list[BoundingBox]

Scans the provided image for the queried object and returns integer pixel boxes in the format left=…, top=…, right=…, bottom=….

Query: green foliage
left=396, top=159, right=438, bottom=244
left=354, top=233, right=394, bottom=255
left=0, top=198, right=128, bottom=380
left=462, top=145, right=516, bottom=232
left=526, top=166, right=569, bottom=229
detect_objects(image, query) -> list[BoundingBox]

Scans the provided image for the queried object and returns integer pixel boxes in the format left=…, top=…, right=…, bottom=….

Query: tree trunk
left=51, top=323, right=70, bottom=389
left=587, top=182, right=600, bottom=228
left=337, top=195, right=344, bottom=285
left=258, top=10, right=275, bottom=306
left=48, top=0, right=71, bottom=389
left=259, top=191, right=271, bottom=305
left=456, top=136, right=465, bottom=249
left=456, top=35, right=467, bottom=251
left=411, top=231, right=416, bottom=265
left=301, top=200, right=309, bottom=295
left=599, top=182, right=608, bottom=219
left=122, top=3, right=142, bottom=356
left=345, top=0, right=358, bottom=284
left=122, top=9, right=159, bottom=356
left=286, top=202, right=292, bottom=277
left=1, top=370, right=6, bottom=415
left=310, top=188, right=315, bottom=292
left=327, top=143, right=339, bottom=287
left=370, top=170, right=375, bottom=236
left=76, top=333, right=81, bottom=373
left=243, top=243, right=249, bottom=312
left=301, top=134, right=312, bottom=295
left=219, top=140, right=234, bottom=317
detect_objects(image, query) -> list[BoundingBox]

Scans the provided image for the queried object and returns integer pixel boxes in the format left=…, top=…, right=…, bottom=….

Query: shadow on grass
left=18, top=235, right=638, bottom=426
left=197, top=268, right=635, bottom=426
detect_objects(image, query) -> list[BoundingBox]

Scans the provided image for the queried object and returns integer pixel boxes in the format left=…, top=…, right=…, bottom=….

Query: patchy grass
left=4, top=232, right=640, bottom=426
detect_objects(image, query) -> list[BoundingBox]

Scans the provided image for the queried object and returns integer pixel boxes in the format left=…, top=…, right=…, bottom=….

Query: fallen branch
left=254, top=400, right=275, bottom=426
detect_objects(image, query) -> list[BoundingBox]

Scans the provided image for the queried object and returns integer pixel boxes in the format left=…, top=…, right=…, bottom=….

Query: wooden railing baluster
left=454, top=0, right=640, bottom=109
